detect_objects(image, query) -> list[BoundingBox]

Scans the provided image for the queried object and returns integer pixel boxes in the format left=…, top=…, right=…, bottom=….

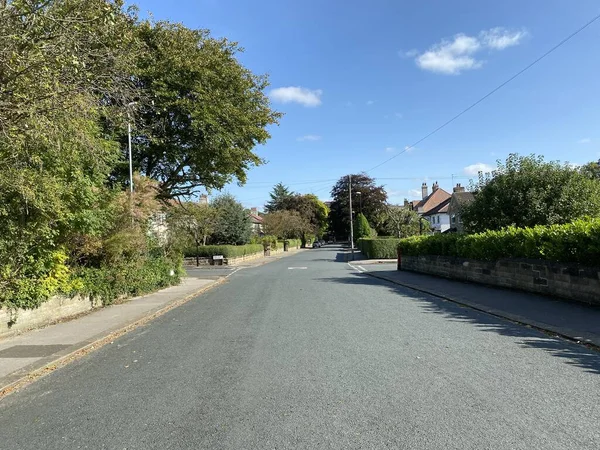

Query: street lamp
left=356, top=191, right=362, bottom=214
left=126, top=101, right=138, bottom=193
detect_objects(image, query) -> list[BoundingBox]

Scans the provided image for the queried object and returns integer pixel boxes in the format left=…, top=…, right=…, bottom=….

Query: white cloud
left=481, top=27, right=528, bottom=50
left=269, top=86, right=322, bottom=107
left=411, top=27, right=527, bottom=75
left=385, top=147, right=396, bottom=153
left=408, top=189, right=422, bottom=198
left=404, top=145, right=415, bottom=153
left=578, top=138, right=592, bottom=144
left=464, top=162, right=494, bottom=176
left=366, top=100, right=375, bottom=106
left=297, top=135, right=322, bottom=142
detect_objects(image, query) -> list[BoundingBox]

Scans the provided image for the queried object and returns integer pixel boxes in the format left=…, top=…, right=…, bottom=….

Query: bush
left=358, top=238, right=402, bottom=259
left=184, top=244, right=263, bottom=259
left=77, top=255, right=183, bottom=306
left=398, top=218, right=600, bottom=266
left=282, top=239, right=301, bottom=249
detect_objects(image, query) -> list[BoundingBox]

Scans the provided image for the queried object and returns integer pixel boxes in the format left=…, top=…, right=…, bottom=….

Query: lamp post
left=356, top=191, right=362, bottom=214
left=126, top=102, right=138, bottom=193
left=348, top=175, right=354, bottom=257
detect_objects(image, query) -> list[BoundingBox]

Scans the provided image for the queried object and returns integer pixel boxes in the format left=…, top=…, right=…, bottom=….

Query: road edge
left=0, top=278, right=225, bottom=400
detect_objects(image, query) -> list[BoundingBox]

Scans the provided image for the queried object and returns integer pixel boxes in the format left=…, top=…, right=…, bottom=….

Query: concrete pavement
left=1, top=246, right=599, bottom=449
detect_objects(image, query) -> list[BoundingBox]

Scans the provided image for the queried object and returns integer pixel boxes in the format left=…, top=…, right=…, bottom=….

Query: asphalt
left=1, top=246, right=599, bottom=449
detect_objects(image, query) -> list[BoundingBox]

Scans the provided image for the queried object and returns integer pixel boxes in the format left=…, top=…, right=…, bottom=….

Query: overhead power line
left=365, top=11, right=600, bottom=174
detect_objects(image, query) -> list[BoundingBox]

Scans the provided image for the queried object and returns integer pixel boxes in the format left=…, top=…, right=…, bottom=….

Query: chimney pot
left=421, top=182, right=428, bottom=199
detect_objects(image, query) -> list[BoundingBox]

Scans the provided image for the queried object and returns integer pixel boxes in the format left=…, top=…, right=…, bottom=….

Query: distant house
left=249, top=207, right=263, bottom=234
left=422, top=198, right=451, bottom=233
left=448, top=184, right=475, bottom=233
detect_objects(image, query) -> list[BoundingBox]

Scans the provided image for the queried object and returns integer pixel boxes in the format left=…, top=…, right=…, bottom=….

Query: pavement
left=1, top=246, right=599, bottom=449
left=349, top=261, right=600, bottom=348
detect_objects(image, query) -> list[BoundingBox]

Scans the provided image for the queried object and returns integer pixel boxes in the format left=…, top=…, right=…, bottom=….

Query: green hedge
left=282, top=239, right=301, bottom=249
left=358, top=238, right=402, bottom=259
left=77, top=256, right=183, bottom=306
left=398, top=218, right=600, bottom=266
left=184, top=244, right=263, bottom=259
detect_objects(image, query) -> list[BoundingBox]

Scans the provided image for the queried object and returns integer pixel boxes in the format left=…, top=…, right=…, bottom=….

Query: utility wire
left=366, top=12, right=600, bottom=173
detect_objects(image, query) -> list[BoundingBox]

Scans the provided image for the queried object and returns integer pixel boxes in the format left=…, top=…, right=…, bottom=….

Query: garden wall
left=400, top=255, right=600, bottom=305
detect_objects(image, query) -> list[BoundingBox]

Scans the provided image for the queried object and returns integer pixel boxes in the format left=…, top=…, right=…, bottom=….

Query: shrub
left=261, top=235, right=278, bottom=250
left=77, top=255, right=183, bottom=306
left=358, top=238, right=402, bottom=259
left=398, top=218, right=600, bottom=266
left=184, top=244, right=263, bottom=259
left=354, top=213, right=372, bottom=240
left=282, top=239, right=301, bottom=249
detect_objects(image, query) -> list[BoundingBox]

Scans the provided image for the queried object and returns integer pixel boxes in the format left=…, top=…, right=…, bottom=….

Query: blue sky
left=135, top=0, right=600, bottom=208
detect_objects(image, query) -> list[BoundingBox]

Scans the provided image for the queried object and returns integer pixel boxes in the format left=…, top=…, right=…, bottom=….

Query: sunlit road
left=1, top=246, right=599, bottom=449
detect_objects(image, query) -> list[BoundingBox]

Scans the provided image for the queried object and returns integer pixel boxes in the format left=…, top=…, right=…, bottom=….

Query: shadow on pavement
left=318, top=272, right=600, bottom=375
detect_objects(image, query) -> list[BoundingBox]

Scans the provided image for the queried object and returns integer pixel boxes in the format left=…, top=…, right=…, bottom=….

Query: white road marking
left=225, top=268, right=241, bottom=278
left=358, top=266, right=367, bottom=272
left=347, top=262, right=365, bottom=273
left=288, top=267, right=308, bottom=270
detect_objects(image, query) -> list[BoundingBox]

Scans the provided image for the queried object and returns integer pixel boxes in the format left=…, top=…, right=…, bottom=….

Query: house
left=448, top=184, right=475, bottom=233
left=422, top=198, right=451, bottom=233
left=249, top=207, right=263, bottom=234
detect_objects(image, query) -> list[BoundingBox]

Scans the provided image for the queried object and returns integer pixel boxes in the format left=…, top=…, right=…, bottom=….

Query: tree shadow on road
left=318, top=272, right=600, bottom=375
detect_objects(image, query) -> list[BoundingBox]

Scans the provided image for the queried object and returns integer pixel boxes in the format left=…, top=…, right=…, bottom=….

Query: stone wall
left=0, top=295, right=100, bottom=338
left=400, top=255, right=600, bottom=305
left=183, top=246, right=297, bottom=266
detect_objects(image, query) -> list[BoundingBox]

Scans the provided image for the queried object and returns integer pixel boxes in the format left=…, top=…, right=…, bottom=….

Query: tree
left=168, top=202, right=217, bottom=265
left=285, top=194, right=329, bottom=246
left=381, top=205, right=426, bottom=238
left=210, top=194, right=252, bottom=245
left=462, top=153, right=600, bottom=233
left=265, top=183, right=294, bottom=213
left=328, top=174, right=388, bottom=240
left=354, top=213, right=372, bottom=240
left=113, top=21, right=282, bottom=199
left=262, top=210, right=306, bottom=240
left=581, top=160, right=600, bottom=180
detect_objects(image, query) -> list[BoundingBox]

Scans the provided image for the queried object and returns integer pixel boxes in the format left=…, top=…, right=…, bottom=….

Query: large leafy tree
left=580, top=160, right=600, bottom=180
left=381, top=205, right=428, bottom=238
left=328, top=174, right=388, bottom=239
left=262, top=210, right=306, bottom=240
left=116, top=21, right=282, bottom=199
left=210, top=194, right=252, bottom=245
left=285, top=194, right=329, bottom=245
left=462, top=154, right=600, bottom=233
left=265, top=183, right=294, bottom=213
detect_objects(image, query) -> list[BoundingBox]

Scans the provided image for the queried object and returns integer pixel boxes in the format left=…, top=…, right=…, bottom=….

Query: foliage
left=262, top=210, right=306, bottom=240
left=261, top=235, right=278, bottom=250
left=168, top=202, right=217, bottom=250
left=381, top=206, right=427, bottom=238
left=328, top=173, right=388, bottom=239
left=461, top=154, right=600, bottom=233
left=357, top=238, right=402, bottom=259
left=285, top=194, right=329, bottom=244
left=113, top=20, right=282, bottom=199
left=184, top=244, right=263, bottom=259
left=354, top=213, right=373, bottom=240
left=210, top=194, right=252, bottom=245
left=77, top=255, right=182, bottom=306
left=265, top=183, right=294, bottom=213
left=580, top=160, right=600, bottom=180
left=398, top=218, right=600, bottom=266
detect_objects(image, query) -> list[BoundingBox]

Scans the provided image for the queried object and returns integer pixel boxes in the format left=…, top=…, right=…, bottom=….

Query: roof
left=410, top=200, right=420, bottom=209
left=416, top=188, right=451, bottom=214
left=451, top=191, right=475, bottom=205
left=422, top=198, right=450, bottom=216
left=249, top=213, right=263, bottom=224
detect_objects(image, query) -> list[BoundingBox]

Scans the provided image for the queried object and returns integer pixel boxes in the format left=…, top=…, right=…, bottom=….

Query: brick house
left=447, top=184, right=475, bottom=233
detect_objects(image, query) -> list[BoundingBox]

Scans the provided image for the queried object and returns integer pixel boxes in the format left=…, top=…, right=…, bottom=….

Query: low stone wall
left=0, top=295, right=101, bottom=338
left=400, top=255, right=600, bottom=305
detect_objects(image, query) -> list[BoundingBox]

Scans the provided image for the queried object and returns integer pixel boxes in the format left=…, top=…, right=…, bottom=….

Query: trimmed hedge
left=398, top=218, right=600, bottom=266
left=184, top=244, right=263, bottom=259
left=358, top=238, right=402, bottom=259
left=282, top=239, right=301, bottom=249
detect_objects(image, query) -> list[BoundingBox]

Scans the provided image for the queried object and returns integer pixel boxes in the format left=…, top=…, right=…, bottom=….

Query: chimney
left=199, top=194, right=208, bottom=205
left=432, top=181, right=439, bottom=193
left=251, top=207, right=258, bottom=215
left=421, top=182, right=428, bottom=199
left=453, top=183, right=465, bottom=193
left=403, top=198, right=409, bottom=208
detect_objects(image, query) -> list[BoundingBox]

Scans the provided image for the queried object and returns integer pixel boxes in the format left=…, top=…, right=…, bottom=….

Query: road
left=1, top=246, right=599, bottom=449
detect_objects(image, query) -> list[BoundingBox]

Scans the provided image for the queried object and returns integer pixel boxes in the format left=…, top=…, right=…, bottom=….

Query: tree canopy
left=265, top=183, right=294, bottom=213
left=380, top=205, right=426, bottom=238
left=462, top=154, right=600, bottom=233
left=210, top=194, right=252, bottom=245
left=328, top=174, right=387, bottom=239
left=113, top=21, right=282, bottom=199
